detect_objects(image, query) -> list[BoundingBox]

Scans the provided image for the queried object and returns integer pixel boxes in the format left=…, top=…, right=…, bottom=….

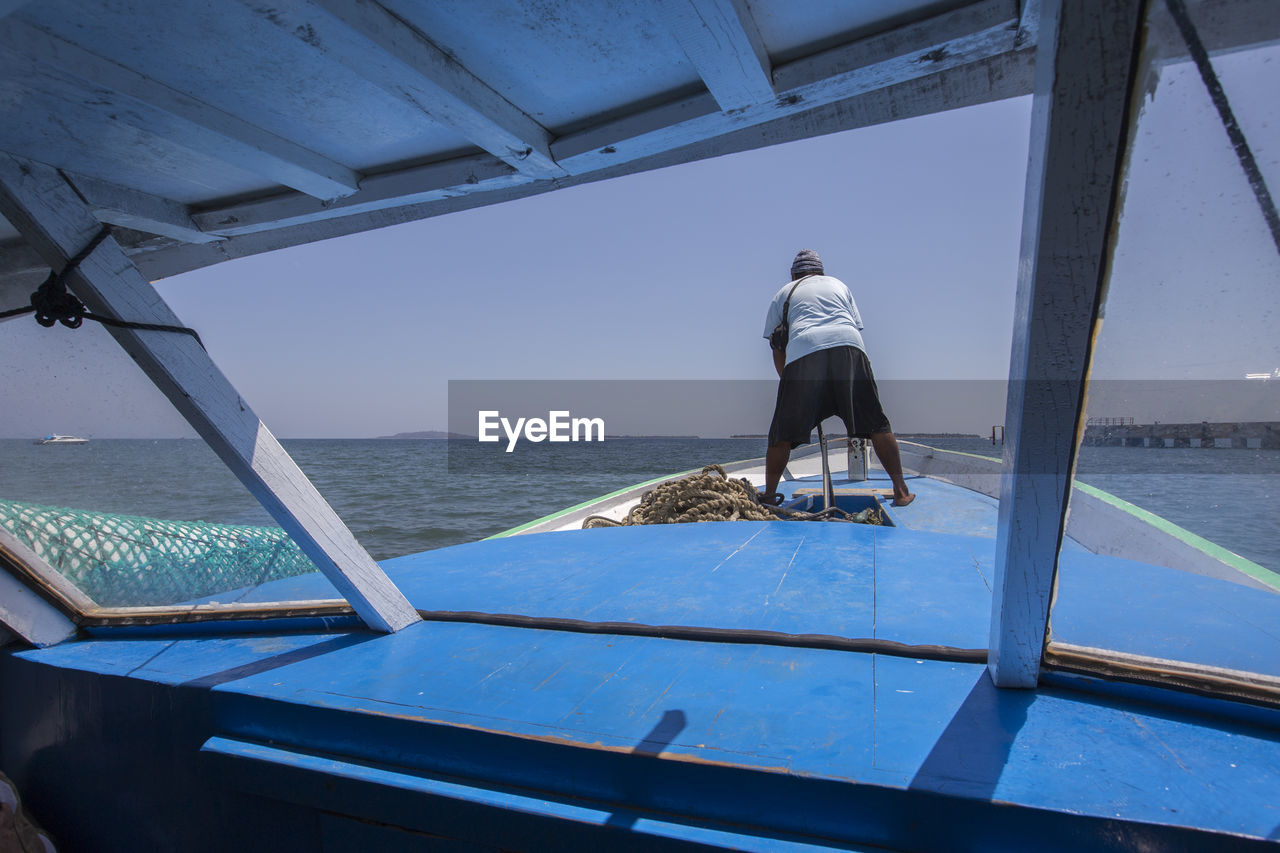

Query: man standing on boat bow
left=762, top=249, right=914, bottom=507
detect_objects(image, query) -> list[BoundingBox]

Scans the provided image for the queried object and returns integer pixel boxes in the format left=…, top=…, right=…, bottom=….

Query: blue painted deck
left=6, top=472, right=1280, bottom=849
left=230, top=470, right=1274, bottom=670
left=15, top=607, right=1280, bottom=848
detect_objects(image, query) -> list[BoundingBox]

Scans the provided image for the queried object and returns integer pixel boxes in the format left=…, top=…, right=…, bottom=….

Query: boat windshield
left=0, top=318, right=344, bottom=620
left=1048, top=0, right=1280, bottom=689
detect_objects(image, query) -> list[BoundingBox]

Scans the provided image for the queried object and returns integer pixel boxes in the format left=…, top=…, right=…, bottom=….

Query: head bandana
left=791, top=249, right=823, bottom=278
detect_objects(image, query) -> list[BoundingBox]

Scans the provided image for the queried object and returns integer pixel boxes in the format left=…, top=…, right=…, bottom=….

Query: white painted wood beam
left=655, top=0, right=773, bottom=111
left=1015, top=0, right=1043, bottom=50
left=63, top=171, right=222, bottom=244
left=0, top=155, right=419, bottom=634
left=770, top=0, right=1018, bottom=96
left=256, top=0, right=565, bottom=179
left=0, top=530, right=80, bottom=647
left=553, top=0, right=1018, bottom=173
left=0, top=567, right=76, bottom=647
left=988, top=0, right=1144, bottom=688
left=90, top=1, right=1027, bottom=262
left=193, top=154, right=528, bottom=236
left=130, top=47, right=1035, bottom=281
left=0, top=20, right=360, bottom=201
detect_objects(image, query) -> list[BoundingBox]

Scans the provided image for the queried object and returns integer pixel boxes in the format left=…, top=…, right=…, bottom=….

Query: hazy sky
left=1092, top=46, right=1280, bottom=382
left=2, top=40, right=1276, bottom=439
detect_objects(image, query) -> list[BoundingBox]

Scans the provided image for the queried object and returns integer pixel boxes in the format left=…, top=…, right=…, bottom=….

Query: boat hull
left=5, top=503, right=1280, bottom=850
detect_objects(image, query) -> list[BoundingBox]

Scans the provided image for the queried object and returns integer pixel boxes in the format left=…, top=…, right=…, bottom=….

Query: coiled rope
left=582, top=464, right=883, bottom=528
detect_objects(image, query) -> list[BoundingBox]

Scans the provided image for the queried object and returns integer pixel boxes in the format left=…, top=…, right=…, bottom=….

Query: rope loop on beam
left=0, top=226, right=205, bottom=349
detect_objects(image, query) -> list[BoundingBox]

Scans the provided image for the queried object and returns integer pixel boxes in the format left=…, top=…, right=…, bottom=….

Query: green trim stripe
left=490, top=445, right=1280, bottom=595
left=905, top=443, right=1001, bottom=463
left=916, top=444, right=1279, bottom=591
left=1072, top=481, right=1280, bottom=591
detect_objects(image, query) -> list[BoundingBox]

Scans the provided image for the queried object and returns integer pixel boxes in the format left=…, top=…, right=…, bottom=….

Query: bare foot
left=892, top=493, right=916, bottom=507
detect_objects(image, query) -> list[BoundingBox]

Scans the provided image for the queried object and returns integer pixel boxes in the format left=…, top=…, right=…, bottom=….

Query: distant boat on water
left=34, top=434, right=88, bottom=445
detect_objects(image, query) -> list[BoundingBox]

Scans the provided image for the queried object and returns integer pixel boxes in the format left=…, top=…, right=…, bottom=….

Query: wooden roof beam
left=128, top=45, right=1035, bottom=281
left=0, top=19, right=360, bottom=201
left=269, top=0, right=566, bottom=180
left=553, top=0, right=1019, bottom=173
left=192, top=154, right=527, bottom=237
left=115, top=0, right=1022, bottom=255
left=64, top=172, right=222, bottom=244
left=656, top=0, right=774, bottom=111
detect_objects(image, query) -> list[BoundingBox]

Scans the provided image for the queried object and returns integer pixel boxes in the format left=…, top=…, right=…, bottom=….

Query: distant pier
left=1082, top=420, right=1280, bottom=449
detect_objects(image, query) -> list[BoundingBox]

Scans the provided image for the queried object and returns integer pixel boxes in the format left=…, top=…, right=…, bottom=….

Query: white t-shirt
left=762, top=275, right=866, bottom=366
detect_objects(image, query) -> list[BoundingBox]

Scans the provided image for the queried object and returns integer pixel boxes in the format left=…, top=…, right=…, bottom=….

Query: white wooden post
left=0, top=155, right=419, bottom=634
left=988, top=0, right=1144, bottom=687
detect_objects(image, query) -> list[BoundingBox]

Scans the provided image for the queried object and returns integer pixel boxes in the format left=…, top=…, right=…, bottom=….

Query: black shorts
left=767, top=346, right=891, bottom=447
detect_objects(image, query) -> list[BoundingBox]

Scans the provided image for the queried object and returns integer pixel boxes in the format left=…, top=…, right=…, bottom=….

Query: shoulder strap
left=780, top=274, right=814, bottom=326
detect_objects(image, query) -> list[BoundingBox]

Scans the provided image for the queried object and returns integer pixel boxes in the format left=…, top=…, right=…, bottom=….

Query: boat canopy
left=0, top=0, right=1044, bottom=288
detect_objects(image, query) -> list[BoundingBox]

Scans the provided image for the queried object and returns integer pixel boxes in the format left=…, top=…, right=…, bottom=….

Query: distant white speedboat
left=34, top=434, right=88, bottom=445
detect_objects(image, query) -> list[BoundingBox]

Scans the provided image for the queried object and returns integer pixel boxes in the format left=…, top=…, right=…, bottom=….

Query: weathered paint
left=656, top=0, right=774, bottom=111
left=266, top=0, right=565, bottom=178
left=7, top=613, right=1280, bottom=850
left=552, top=0, right=1019, bottom=170
left=0, top=17, right=360, bottom=200
left=0, top=559, right=76, bottom=647
left=989, top=0, right=1144, bottom=688
left=64, top=170, right=222, bottom=244
left=0, top=0, right=1040, bottom=279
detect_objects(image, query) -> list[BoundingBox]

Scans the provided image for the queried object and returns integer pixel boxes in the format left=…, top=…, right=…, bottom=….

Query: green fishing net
left=0, top=499, right=318, bottom=607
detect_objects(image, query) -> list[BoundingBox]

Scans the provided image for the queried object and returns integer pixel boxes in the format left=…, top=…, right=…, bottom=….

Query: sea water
left=1, top=437, right=1276, bottom=572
